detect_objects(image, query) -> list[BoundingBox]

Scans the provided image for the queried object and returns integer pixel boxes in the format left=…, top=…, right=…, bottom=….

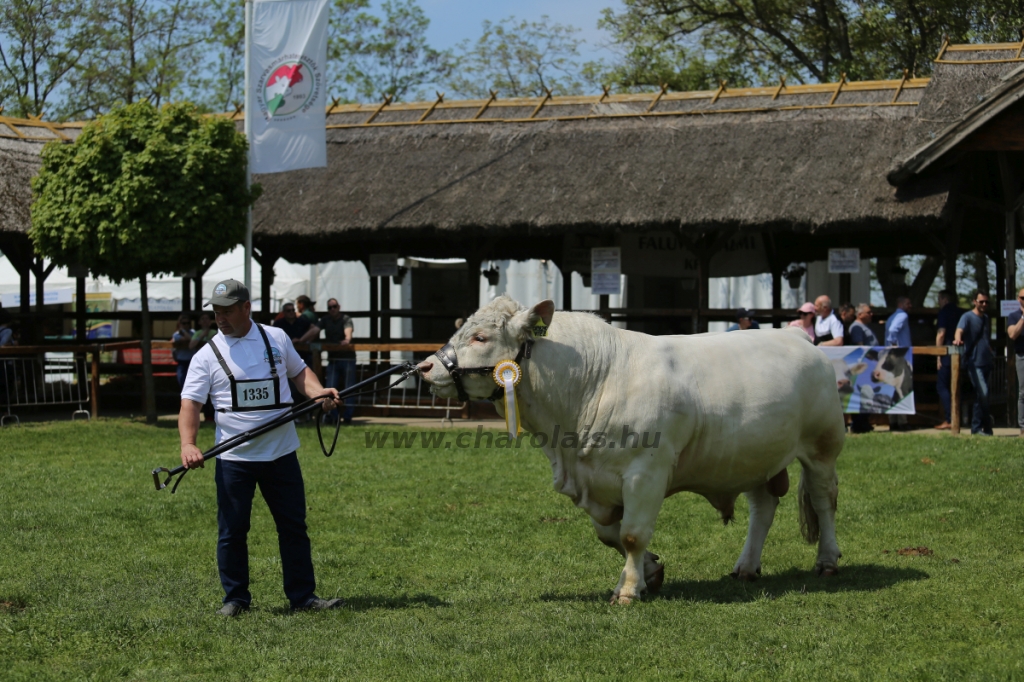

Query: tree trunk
left=973, top=252, right=990, bottom=295
left=140, top=276, right=157, bottom=424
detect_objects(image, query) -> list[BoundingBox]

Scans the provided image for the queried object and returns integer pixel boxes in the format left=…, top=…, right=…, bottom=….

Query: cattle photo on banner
left=248, top=0, right=329, bottom=174
left=820, top=347, right=915, bottom=415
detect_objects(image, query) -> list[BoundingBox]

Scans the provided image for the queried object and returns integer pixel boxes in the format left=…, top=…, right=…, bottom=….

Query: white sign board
left=1, top=288, right=74, bottom=308
left=591, top=247, right=621, bottom=296
left=828, top=249, right=861, bottom=274
left=368, top=253, right=399, bottom=278
left=1000, top=300, right=1020, bottom=317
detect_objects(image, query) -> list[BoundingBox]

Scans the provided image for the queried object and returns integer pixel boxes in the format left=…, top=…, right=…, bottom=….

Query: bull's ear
left=510, top=299, right=555, bottom=340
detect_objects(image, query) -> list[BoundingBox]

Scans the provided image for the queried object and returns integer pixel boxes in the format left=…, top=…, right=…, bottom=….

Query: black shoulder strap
left=254, top=323, right=279, bottom=378
left=208, top=337, right=234, bottom=380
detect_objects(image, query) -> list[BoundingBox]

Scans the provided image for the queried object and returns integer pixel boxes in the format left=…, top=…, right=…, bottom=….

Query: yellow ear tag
left=532, top=320, right=549, bottom=337
left=492, top=360, right=522, bottom=439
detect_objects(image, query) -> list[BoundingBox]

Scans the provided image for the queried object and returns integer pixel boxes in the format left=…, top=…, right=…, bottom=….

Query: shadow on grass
left=540, top=563, right=929, bottom=604
left=264, top=593, right=448, bottom=615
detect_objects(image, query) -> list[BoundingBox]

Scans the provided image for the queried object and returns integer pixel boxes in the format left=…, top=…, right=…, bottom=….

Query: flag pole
left=243, top=0, right=253, bottom=294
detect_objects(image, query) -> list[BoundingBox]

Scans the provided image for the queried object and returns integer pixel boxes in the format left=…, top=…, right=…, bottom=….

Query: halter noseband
left=434, top=339, right=534, bottom=403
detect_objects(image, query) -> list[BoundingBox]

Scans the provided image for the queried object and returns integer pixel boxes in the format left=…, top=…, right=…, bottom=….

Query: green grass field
left=1, top=421, right=1022, bottom=680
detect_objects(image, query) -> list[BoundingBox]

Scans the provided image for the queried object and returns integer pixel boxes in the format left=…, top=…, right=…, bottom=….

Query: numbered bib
left=233, top=378, right=280, bottom=410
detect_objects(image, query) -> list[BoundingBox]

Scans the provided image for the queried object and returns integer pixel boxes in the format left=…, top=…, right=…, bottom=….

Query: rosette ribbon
left=492, top=360, right=522, bottom=439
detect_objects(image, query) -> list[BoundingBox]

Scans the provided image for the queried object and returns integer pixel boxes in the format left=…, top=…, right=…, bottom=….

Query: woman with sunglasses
left=788, top=302, right=817, bottom=342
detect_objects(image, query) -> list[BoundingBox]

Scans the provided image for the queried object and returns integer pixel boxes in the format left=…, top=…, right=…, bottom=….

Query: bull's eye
left=474, top=335, right=486, bottom=343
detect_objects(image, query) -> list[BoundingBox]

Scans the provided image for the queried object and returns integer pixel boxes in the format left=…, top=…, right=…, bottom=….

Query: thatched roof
left=253, top=77, right=954, bottom=262
left=888, top=43, right=1024, bottom=185
left=0, top=138, right=43, bottom=236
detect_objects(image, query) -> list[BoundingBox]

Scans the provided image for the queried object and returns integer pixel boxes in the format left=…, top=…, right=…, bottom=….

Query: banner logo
left=257, top=55, right=322, bottom=121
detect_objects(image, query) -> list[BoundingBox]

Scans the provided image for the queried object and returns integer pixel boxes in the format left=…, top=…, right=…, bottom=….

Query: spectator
left=788, top=303, right=816, bottom=341
left=884, top=296, right=913, bottom=431
left=296, top=295, right=317, bottom=324
left=885, top=296, right=912, bottom=347
left=1006, top=287, right=1024, bottom=437
left=318, top=298, right=356, bottom=424
left=273, top=302, right=320, bottom=365
left=839, top=303, right=856, bottom=340
left=171, top=314, right=196, bottom=393
left=848, top=304, right=878, bottom=345
left=189, top=311, right=218, bottom=423
left=0, top=309, right=13, bottom=406
left=954, top=291, right=994, bottom=436
left=0, top=308, right=13, bottom=347
left=813, top=295, right=844, bottom=346
left=727, top=309, right=760, bottom=331
left=934, top=290, right=961, bottom=431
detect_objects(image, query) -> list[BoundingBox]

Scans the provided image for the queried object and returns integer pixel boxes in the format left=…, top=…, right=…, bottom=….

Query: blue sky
left=417, top=0, right=622, bottom=63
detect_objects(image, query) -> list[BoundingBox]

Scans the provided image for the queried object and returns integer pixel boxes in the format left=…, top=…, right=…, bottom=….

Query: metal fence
left=1, top=353, right=92, bottom=426
left=324, top=356, right=462, bottom=423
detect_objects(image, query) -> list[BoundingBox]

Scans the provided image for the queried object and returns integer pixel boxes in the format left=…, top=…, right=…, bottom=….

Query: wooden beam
left=528, top=88, right=553, bottom=119
left=417, top=92, right=445, bottom=122
left=472, top=91, right=497, bottom=120
left=645, top=83, right=668, bottom=113
left=363, top=94, right=393, bottom=124
left=828, top=73, right=847, bottom=106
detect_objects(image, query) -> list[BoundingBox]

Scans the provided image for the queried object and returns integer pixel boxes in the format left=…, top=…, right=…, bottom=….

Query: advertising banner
left=819, top=346, right=915, bottom=415
left=248, top=0, right=329, bottom=174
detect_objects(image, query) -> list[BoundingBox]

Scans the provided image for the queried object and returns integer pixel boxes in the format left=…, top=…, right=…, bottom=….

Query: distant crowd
left=728, top=290, right=1005, bottom=436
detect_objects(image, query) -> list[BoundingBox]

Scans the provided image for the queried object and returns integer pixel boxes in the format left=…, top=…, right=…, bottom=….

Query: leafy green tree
left=596, top=0, right=1024, bottom=90
left=330, top=0, right=451, bottom=102
left=0, top=0, right=96, bottom=118
left=30, top=101, right=259, bottom=423
left=448, top=16, right=587, bottom=98
left=60, top=0, right=208, bottom=119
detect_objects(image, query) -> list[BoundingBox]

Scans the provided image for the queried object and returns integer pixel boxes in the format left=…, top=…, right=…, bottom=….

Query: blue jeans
left=326, top=358, right=357, bottom=421
left=937, top=358, right=952, bottom=423
left=966, top=365, right=992, bottom=435
left=214, top=453, right=317, bottom=608
left=176, top=360, right=190, bottom=392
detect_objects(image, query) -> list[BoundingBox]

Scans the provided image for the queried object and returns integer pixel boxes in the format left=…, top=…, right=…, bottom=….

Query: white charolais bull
left=418, top=297, right=845, bottom=604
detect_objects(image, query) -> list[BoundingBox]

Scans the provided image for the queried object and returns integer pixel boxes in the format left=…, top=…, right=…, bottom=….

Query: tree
left=596, top=0, right=1024, bottom=91
left=0, top=0, right=96, bottom=119
left=330, top=0, right=452, bottom=102
left=59, top=0, right=208, bottom=119
left=448, top=16, right=587, bottom=99
left=30, top=101, right=259, bottom=423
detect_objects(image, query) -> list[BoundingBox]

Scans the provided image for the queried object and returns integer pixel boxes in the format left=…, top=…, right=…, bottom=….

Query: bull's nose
left=417, top=360, right=433, bottom=374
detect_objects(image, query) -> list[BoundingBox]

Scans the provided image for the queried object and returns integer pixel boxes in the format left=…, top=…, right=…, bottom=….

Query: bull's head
left=418, top=296, right=555, bottom=401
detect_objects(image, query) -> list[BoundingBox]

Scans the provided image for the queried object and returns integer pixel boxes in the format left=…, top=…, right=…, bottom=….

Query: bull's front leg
left=611, top=465, right=670, bottom=605
left=591, top=518, right=665, bottom=595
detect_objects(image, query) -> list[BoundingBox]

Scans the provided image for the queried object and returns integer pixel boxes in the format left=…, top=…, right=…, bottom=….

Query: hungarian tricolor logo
left=262, top=62, right=314, bottom=118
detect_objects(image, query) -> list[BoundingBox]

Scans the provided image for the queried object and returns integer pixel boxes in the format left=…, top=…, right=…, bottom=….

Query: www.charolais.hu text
left=363, top=425, right=662, bottom=449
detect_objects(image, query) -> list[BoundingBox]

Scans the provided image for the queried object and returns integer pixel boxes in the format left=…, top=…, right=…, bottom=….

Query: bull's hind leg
left=591, top=519, right=664, bottom=594
left=731, top=483, right=781, bottom=581
left=797, top=456, right=842, bottom=576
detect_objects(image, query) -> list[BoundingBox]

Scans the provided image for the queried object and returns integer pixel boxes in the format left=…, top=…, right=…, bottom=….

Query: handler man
left=178, top=279, right=341, bottom=616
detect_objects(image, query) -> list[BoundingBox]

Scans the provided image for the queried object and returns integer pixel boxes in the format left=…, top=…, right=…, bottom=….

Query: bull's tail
left=798, top=466, right=819, bottom=544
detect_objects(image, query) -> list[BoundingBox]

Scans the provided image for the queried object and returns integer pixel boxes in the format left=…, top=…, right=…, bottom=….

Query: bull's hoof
left=730, top=570, right=760, bottom=582
left=646, top=563, right=665, bottom=593
left=816, top=563, right=839, bottom=577
left=610, top=594, right=633, bottom=605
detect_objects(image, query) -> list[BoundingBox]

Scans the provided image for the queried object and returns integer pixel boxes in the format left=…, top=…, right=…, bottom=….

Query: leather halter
left=434, top=339, right=534, bottom=403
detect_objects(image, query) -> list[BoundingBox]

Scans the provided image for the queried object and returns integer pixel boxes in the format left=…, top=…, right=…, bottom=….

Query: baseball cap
left=736, top=308, right=755, bottom=319
left=798, top=302, right=815, bottom=314
left=207, top=279, right=250, bottom=307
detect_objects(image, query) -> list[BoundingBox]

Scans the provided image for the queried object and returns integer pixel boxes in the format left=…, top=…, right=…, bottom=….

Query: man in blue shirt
left=934, top=290, right=961, bottom=430
left=885, top=296, right=913, bottom=347
left=726, top=309, right=760, bottom=331
left=955, top=291, right=994, bottom=435
left=1006, top=287, right=1024, bottom=436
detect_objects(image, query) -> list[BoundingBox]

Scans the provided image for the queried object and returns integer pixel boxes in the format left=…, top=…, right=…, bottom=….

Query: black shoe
left=294, top=597, right=344, bottom=611
left=217, top=602, right=249, bottom=617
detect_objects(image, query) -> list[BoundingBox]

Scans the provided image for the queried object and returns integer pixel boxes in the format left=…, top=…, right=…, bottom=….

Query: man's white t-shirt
left=814, top=313, right=845, bottom=342
left=181, top=322, right=307, bottom=462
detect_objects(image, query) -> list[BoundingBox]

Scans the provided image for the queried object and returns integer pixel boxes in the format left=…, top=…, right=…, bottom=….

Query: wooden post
left=90, top=348, right=100, bottom=419
left=697, top=252, right=711, bottom=334
left=75, top=273, right=87, bottom=342
left=181, top=275, right=191, bottom=312
left=562, top=269, right=573, bottom=311
left=258, top=255, right=277, bottom=323
left=839, top=273, right=851, bottom=306
left=599, top=294, right=609, bottom=322
left=1000, top=152, right=1019, bottom=428
left=381, top=272, right=391, bottom=363
left=945, top=216, right=961, bottom=295
left=771, top=265, right=783, bottom=328
left=951, top=350, right=961, bottom=435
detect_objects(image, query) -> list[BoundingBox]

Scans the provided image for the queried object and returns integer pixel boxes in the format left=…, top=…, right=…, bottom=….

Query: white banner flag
left=248, top=0, right=329, bottom=174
